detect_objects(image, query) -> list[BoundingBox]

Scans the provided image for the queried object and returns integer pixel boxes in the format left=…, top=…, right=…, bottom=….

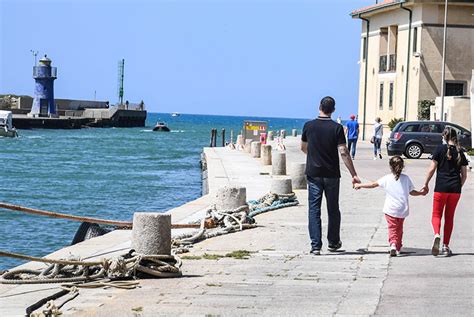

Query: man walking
left=301, top=97, right=360, bottom=255
left=345, top=114, right=359, bottom=159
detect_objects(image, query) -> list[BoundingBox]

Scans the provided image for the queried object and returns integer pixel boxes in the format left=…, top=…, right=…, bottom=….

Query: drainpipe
left=401, top=3, right=412, bottom=121
left=358, top=15, right=370, bottom=140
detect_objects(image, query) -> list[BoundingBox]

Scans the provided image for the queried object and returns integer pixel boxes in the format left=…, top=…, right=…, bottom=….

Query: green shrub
left=418, top=100, right=434, bottom=120
left=388, top=118, right=404, bottom=131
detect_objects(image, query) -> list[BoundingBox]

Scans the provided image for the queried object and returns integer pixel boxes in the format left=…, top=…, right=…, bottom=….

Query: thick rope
left=0, top=202, right=200, bottom=229
left=0, top=251, right=182, bottom=284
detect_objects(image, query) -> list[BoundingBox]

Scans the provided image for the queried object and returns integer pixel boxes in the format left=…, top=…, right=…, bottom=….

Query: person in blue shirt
left=345, top=114, right=359, bottom=160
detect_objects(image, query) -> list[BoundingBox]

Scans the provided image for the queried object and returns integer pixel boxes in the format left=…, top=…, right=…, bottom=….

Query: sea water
left=0, top=113, right=308, bottom=269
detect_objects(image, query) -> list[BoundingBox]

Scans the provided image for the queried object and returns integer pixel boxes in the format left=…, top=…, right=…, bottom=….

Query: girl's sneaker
left=441, top=245, right=452, bottom=257
left=389, top=244, right=397, bottom=257
left=431, top=234, right=441, bottom=256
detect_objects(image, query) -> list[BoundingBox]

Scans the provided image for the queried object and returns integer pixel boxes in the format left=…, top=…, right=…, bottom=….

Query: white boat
left=171, top=112, right=180, bottom=117
left=0, top=110, right=18, bottom=137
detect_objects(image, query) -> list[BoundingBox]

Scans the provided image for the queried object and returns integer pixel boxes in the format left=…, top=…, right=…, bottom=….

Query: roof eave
left=350, top=0, right=410, bottom=18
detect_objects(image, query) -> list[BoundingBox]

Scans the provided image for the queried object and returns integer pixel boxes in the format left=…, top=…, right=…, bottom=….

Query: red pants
left=432, top=192, right=461, bottom=245
left=385, top=214, right=405, bottom=251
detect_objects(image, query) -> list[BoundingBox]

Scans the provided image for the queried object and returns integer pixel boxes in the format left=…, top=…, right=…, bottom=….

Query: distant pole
left=440, top=0, right=448, bottom=121
left=30, top=50, right=38, bottom=65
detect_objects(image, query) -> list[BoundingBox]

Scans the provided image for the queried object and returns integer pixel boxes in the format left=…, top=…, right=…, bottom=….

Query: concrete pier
left=1, top=137, right=473, bottom=317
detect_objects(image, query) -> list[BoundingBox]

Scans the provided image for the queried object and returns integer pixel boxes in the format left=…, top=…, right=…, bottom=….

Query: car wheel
left=405, top=143, right=423, bottom=159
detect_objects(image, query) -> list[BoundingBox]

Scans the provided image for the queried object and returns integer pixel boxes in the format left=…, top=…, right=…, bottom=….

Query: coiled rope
left=0, top=250, right=181, bottom=285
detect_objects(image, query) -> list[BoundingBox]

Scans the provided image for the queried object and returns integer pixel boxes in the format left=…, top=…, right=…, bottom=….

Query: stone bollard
left=244, top=139, right=253, bottom=153
left=271, top=176, right=293, bottom=195
left=250, top=141, right=261, bottom=158
left=261, top=144, right=272, bottom=165
left=272, top=151, right=286, bottom=175
left=132, top=213, right=171, bottom=255
left=290, top=162, right=307, bottom=189
left=280, top=129, right=286, bottom=139
left=215, top=186, right=247, bottom=211
left=267, top=131, right=274, bottom=141
left=292, top=129, right=298, bottom=137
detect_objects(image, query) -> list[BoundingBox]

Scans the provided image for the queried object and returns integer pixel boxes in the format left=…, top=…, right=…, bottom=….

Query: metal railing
left=33, top=66, right=57, bottom=78
left=388, top=54, right=397, bottom=72
left=379, top=55, right=387, bottom=73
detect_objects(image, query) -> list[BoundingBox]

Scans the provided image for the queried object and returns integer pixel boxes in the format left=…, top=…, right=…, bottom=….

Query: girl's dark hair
left=389, top=156, right=404, bottom=181
left=443, top=127, right=462, bottom=166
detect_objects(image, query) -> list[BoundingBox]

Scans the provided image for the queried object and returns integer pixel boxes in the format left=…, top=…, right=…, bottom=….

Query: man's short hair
left=320, top=96, right=335, bottom=114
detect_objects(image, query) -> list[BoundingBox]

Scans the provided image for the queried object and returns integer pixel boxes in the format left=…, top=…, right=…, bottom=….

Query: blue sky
left=0, top=0, right=374, bottom=119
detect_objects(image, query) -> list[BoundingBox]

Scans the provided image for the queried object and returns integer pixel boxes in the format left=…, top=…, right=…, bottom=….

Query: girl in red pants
left=355, top=156, right=425, bottom=256
left=423, top=127, right=468, bottom=256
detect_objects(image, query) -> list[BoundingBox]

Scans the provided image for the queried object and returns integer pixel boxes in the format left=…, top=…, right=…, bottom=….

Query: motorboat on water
left=0, top=110, right=18, bottom=137
left=171, top=112, right=180, bottom=117
left=153, top=121, right=170, bottom=132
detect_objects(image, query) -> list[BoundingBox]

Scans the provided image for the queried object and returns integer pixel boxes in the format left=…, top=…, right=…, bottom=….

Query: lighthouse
left=29, top=55, right=57, bottom=117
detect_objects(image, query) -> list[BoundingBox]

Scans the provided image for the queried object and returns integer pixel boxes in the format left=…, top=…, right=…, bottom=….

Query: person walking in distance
left=345, top=114, right=359, bottom=160
left=422, top=127, right=468, bottom=256
left=301, top=96, right=361, bottom=255
left=373, top=117, right=383, bottom=160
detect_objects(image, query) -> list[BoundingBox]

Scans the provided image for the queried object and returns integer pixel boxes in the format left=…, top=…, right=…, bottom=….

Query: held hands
left=352, top=175, right=361, bottom=185
left=353, top=183, right=362, bottom=190
left=420, top=184, right=429, bottom=196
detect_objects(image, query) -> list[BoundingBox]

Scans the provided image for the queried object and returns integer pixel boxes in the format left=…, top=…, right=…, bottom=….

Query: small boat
left=171, top=112, right=180, bottom=117
left=153, top=122, right=170, bottom=132
left=0, top=110, right=18, bottom=137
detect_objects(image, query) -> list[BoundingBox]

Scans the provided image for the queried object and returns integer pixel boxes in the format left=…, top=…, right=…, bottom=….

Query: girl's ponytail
left=389, top=156, right=404, bottom=181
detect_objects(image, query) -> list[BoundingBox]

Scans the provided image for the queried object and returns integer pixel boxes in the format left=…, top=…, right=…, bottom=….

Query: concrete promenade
left=0, top=137, right=472, bottom=316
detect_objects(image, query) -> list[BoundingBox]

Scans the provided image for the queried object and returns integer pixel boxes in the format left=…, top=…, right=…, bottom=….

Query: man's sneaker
left=441, top=245, right=452, bottom=257
left=389, top=244, right=397, bottom=257
left=431, top=234, right=441, bottom=256
left=310, top=249, right=321, bottom=256
left=327, top=241, right=342, bottom=252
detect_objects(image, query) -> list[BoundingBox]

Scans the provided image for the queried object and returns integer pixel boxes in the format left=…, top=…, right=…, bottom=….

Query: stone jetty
left=0, top=138, right=472, bottom=316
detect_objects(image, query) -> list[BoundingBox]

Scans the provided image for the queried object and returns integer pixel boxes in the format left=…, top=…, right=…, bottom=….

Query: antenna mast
left=117, top=59, right=125, bottom=105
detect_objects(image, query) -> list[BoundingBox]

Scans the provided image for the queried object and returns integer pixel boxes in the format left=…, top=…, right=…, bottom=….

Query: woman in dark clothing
left=422, top=127, right=468, bottom=256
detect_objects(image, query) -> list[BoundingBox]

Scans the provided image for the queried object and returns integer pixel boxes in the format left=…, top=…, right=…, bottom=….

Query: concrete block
left=272, top=151, right=286, bottom=175
left=244, top=139, right=253, bottom=153
left=215, top=185, right=247, bottom=211
left=271, top=177, right=293, bottom=195
left=291, top=129, right=298, bottom=137
left=250, top=141, right=261, bottom=158
left=289, top=162, right=307, bottom=189
left=132, top=213, right=171, bottom=255
left=261, top=144, right=272, bottom=165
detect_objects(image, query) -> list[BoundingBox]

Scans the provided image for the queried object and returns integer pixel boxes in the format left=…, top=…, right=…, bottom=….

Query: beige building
left=351, top=0, right=474, bottom=139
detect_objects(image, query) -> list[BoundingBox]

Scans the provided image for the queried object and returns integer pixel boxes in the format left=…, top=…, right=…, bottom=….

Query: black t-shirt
left=432, top=144, right=468, bottom=193
left=301, top=116, right=346, bottom=178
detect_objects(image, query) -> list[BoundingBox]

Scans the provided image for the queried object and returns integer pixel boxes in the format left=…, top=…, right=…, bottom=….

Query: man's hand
left=352, top=175, right=361, bottom=185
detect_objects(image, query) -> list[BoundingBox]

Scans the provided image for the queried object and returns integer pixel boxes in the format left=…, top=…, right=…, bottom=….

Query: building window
left=445, top=82, right=466, bottom=96
left=362, top=37, right=367, bottom=61
left=389, top=83, right=394, bottom=110
left=379, top=83, right=384, bottom=110
left=413, top=27, right=418, bottom=53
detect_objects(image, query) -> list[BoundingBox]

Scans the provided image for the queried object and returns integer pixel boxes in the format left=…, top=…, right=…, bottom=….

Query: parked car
left=386, top=121, right=472, bottom=159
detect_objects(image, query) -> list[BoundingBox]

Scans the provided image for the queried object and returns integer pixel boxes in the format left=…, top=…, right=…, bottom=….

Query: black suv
left=387, top=121, right=472, bottom=159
